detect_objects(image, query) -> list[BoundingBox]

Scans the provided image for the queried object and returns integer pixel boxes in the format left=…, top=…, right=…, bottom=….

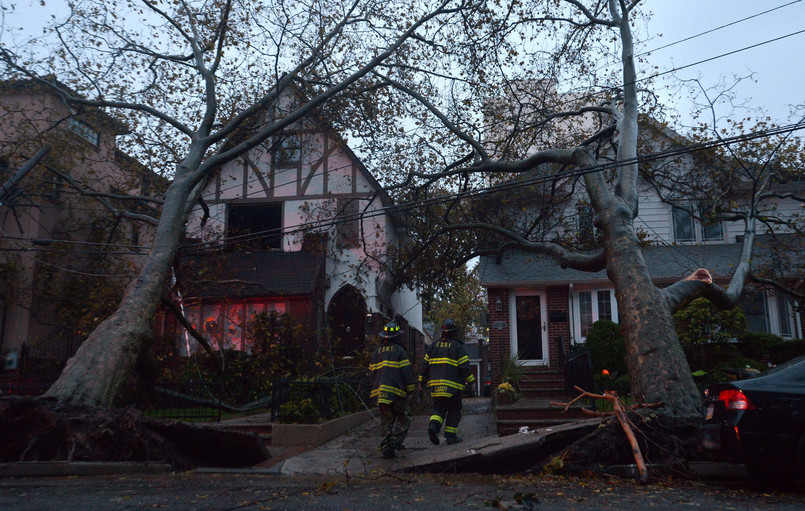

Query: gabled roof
left=179, top=250, right=325, bottom=300
left=0, top=77, right=130, bottom=135
left=215, top=79, right=406, bottom=229
left=479, top=238, right=802, bottom=288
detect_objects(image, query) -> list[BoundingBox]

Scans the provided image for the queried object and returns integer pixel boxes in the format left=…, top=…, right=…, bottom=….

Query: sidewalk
left=255, top=397, right=498, bottom=476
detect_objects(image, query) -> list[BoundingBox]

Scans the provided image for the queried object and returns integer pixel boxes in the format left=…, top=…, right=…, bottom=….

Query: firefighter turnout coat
left=420, top=338, right=475, bottom=398
left=370, top=341, right=416, bottom=405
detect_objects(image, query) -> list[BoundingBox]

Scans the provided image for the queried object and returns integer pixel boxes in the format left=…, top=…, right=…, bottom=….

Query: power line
left=181, top=119, right=805, bottom=253
left=638, top=1, right=801, bottom=57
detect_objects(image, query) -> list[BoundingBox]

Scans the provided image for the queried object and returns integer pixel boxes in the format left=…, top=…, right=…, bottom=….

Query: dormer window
left=69, top=118, right=100, bottom=146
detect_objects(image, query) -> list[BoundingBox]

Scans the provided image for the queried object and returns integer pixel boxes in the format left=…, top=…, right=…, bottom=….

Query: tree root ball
left=0, top=396, right=269, bottom=469
left=552, top=412, right=705, bottom=476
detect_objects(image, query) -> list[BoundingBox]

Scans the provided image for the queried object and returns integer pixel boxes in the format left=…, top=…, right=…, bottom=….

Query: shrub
left=585, top=320, right=627, bottom=376
left=769, top=339, right=805, bottom=364
left=738, top=332, right=783, bottom=361
left=674, top=297, right=745, bottom=345
left=593, top=373, right=631, bottom=395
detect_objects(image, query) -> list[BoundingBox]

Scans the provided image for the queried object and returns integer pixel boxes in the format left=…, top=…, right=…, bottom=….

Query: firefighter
left=369, top=321, right=416, bottom=458
left=420, top=318, right=475, bottom=445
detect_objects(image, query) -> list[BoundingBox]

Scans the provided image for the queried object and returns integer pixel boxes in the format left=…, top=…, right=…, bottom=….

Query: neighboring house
left=479, top=120, right=803, bottom=384
left=0, top=79, right=156, bottom=367
left=155, top=89, right=424, bottom=364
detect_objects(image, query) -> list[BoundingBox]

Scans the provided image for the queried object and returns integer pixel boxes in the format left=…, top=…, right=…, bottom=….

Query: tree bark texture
left=44, top=175, right=198, bottom=406
left=603, top=216, right=701, bottom=417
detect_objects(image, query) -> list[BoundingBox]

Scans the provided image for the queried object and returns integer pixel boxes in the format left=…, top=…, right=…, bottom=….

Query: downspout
left=568, top=282, right=575, bottom=348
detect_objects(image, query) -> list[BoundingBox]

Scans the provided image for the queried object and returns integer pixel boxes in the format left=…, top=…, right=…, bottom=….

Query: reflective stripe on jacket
left=419, top=338, right=475, bottom=398
left=370, top=341, right=415, bottom=404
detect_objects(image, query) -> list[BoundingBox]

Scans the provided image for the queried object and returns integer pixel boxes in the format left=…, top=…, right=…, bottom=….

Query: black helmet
left=380, top=321, right=403, bottom=339
left=441, top=318, right=458, bottom=333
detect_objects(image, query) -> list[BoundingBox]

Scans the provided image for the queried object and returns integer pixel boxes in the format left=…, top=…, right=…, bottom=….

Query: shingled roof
left=179, top=250, right=325, bottom=300
left=479, top=238, right=800, bottom=287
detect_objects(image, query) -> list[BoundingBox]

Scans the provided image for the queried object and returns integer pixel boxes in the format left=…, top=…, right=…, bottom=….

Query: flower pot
left=496, top=393, right=514, bottom=405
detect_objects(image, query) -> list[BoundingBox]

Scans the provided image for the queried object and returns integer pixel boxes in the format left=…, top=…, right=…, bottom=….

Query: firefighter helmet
left=379, top=321, right=403, bottom=339
left=441, top=318, right=459, bottom=333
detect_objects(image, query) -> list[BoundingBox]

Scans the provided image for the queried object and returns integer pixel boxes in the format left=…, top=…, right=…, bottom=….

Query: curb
left=0, top=461, right=174, bottom=478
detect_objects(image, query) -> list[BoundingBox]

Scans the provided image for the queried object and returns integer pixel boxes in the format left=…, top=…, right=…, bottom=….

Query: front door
left=511, top=293, right=548, bottom=366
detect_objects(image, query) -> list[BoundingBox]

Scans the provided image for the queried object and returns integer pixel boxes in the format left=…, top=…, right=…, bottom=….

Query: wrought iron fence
left=0, top=374, right=59, bottom=397
left=564, top=348, right=594, bottom=393
left=269, top=377, right=371, bottom=423
left=2, top=369, right=372, bottom=425
left=116, top=381, right=225, bottom=422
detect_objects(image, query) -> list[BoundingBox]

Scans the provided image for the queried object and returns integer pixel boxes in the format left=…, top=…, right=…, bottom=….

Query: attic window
left=69, top=118, right=100, bottom=146
left=227, top=202, right=283, bottom=250
left=272, top=133, right=301, bottom=167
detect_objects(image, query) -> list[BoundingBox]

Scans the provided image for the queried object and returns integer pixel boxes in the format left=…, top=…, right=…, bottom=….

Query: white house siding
left=634, top=187, right=672, bottom=242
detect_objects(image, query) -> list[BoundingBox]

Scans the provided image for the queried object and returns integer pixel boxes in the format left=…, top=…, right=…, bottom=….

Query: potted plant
left=495, top=381, right=518, bottom=405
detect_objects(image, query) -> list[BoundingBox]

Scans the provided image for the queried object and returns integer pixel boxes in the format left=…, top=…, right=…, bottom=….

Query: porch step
left=517, top=369, right=567, bottom=398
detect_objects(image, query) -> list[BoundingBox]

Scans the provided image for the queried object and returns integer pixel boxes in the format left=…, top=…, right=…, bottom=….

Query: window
left=575, top=288, right=618, bottom=340
left=336, top=198, right=360, bottom=248
left=776, top=295, right=793, bottom=338
left=672, top=203, right=724, bottom=243
left=272, top=133, right=301, bottom=167
left=741, top=290, right=769, bottom=334
left=69, top=118, right=100, bottom=146
left=227, top=202, right=283, bottom=250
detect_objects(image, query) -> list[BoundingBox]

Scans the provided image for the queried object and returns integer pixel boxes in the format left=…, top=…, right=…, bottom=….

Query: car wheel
left=745, top=459, right=797, bottom=486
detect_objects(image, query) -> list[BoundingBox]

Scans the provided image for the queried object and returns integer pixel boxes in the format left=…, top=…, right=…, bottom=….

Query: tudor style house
left=155, top=91, right=424, bottom=362
left=479, top=120, right=804, bottom=387
left=0, top=79, right=157, bottom=367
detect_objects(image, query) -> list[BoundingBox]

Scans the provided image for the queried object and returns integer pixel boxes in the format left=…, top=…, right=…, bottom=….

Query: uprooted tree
left=0, top=0, right=466, bottom=407
left=342, top=0, right=804, bottom=419
left=2, top=0, right=803, bottom=425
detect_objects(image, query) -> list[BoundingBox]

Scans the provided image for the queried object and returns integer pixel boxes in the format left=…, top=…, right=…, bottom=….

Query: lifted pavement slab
left=263, top=398, right=604, bottom=476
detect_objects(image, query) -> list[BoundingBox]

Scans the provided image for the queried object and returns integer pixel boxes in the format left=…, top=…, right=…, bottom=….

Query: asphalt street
left=2, top=471, right=805, bottom=511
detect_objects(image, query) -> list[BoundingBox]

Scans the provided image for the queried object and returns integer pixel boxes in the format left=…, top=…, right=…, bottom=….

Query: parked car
left=701, top=355, right=805, bottom=484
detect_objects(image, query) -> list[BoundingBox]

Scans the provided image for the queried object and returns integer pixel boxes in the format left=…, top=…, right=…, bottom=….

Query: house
left=154, top=89, right=424, bottom=364
left=478, top=120, right=804, bottom=386
left=0, top=79, right=156, bottom=369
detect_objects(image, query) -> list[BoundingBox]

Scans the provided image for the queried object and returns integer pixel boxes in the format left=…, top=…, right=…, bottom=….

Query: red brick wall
left=546, top=285, right=571, bottom=366
left=486, top=285, right=572, bottom=385
left=487, top=287, right=510, bottom=386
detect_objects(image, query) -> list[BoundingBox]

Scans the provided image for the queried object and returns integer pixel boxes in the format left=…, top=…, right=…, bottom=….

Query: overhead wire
left=180, top=119, right=805, bottom=253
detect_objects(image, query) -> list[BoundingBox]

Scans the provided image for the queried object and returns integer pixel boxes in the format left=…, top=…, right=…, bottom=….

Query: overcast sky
left=640, top=0, right=805, bottom=128
left=3, top=0, right=804, bottom=130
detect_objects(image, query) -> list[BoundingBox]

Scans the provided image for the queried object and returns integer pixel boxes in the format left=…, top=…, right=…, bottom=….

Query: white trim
left=571, top=286, right=619, bottom=342
left=508, top=290, right=549, bottom=366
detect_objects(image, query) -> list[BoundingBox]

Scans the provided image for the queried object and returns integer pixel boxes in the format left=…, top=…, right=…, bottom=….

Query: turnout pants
left=378, top=397, right=413, bottom=453
left=429, top=393, right=463, bottom=439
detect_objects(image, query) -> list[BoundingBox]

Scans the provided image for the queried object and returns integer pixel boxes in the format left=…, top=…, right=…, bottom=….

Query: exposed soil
left=0, top=395, right=270, bottom=469
left=552, top=411, right=705, bottom=477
